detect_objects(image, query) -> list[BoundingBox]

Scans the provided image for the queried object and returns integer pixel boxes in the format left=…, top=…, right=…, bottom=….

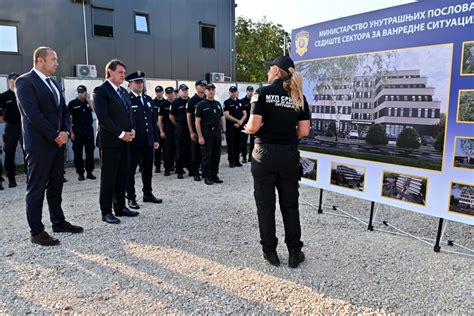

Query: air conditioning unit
left=207, top=72, right=225, bottom=83
left=75, top=64, right=97, bottom=78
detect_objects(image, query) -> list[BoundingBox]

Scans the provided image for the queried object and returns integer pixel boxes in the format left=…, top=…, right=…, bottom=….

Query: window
left=134, top=13, right=149, bottom=33
left=0, top=24, right=18, bottom=52
left=200, top=23, right=215, bottom=49
left=93, top=7, right=113, bottom=38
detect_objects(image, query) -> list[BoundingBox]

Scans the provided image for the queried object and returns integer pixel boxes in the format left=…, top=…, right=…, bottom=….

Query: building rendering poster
left=292, top=0, right=474, bottom=225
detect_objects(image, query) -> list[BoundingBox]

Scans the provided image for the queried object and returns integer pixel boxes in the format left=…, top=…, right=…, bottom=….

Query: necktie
left=117, top=88, right=129, bottom=111
left=45, top=78, right=59, bottom=107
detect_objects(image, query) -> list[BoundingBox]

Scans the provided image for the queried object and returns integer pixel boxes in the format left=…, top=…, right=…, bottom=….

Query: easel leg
left=434, top=218, right=445, bottom=253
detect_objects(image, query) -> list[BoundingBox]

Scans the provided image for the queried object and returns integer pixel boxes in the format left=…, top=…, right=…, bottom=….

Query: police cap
left=165, top=87, right=175, bottom=94
left=77, top=85, right=87, bottom=93
left=195, top=79, right=207, bottom=86
left=7, top=72, right=19, bottom=80
left=205, top=83, right=216, bottom=90
left=125, top=71, right=145, bottom=82
left=229, top=85, right=237, bottom=92
left=155, top=85, right=164, bottom=92
left=265, top=55, right=295, bottom=74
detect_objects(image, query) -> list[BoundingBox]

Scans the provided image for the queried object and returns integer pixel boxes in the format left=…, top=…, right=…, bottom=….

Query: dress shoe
left=235, top=162, right=243, bottom=167
left=177, top=173, right=184, bottom=179
left=242, top=157, right=247, bottom=163
left=194, top=175, right=202, bottom=181
left=86, top=173, right=97, bottom=180
left=155, top=167, right=161, bottom=173
left=212, top=176, right=223, bottom=184
left=128, top=199, right=140, bottom=209
left=229, top=163, right=235, bottom=168
left=52, top=221, right=84, bottom=233
left=263, top=252, right=280, bottom=266
left=0, top=183, right=3, bottom=190
left=143, top=194, right=163, bottom=203
left=164, top=170, right=171, bottom=176
left=78, top=174, right=85, bottom=181
left=204, top=177, right=214, bottom=185
left=31, top=231, right=60, bottom=246
left=8, top=178, right=17, bottom=188
left=114, top=207, right=139, bottom=217
left=102, top=213, right=121, bottom=224
left=288, top=251, right=305, bottom=268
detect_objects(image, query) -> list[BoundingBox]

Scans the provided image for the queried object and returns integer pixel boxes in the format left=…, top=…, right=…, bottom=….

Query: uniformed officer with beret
left=223, top=85, right=246, bottom=168
left=158, top=87, right=176, bottom=176
left=67, top=85, right=96, bottom=181
left=153, top=85, right=166, bottom=173
left=195, top=83, right=225, bottom=185
left=125, top=71, right=162, bottom=209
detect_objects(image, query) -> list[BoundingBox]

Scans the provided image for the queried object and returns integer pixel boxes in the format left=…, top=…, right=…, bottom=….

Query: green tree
left=459, top=91, right=474, bottom=121
left=397, top=128, right=421, bottom=149
left=366, top=124, right=388, bottom=145
left=325, top=121, right=337, bottom=137
left=235, top=17, right=290, bottom=82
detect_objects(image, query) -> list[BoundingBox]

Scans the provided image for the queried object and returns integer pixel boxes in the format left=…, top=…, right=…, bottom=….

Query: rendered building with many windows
left=459, top=186, right=474, bottom=209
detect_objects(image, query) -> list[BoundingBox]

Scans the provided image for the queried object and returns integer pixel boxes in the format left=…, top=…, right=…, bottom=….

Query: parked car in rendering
left=348, top=130, right=359, bottom=139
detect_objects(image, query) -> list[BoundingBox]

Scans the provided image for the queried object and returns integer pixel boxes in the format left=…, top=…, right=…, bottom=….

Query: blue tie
left=46, top=78, right=59, bottom=107
left=117, top=88, right=129, bottom=111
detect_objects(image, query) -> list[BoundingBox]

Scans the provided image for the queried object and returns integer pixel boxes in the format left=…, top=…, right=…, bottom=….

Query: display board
left=292, top=0, right=474, bottom=224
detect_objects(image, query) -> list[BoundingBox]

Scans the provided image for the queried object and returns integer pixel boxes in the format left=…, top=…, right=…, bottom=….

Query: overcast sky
left=235, top=0, right=417, bottom=32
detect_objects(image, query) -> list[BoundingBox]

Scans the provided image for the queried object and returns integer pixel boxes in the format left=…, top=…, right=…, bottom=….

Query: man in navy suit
left=16, top=46, right=83, bottom=246
left=93, top=59, right=139, bottom=224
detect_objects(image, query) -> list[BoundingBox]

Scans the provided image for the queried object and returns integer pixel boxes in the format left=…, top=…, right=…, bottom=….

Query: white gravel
left=0, top=158, right=472, bottom=314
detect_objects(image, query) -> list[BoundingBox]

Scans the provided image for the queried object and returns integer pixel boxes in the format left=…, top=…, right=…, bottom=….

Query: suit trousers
left=25, top=146, right=66, bottom=235
left=251, top=143, right=303, bottom=254
left=99, top=142, right=130, bottom=214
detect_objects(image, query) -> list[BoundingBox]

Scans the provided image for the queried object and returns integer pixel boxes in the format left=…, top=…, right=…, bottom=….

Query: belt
left=254, top=143, right=298, bottom=151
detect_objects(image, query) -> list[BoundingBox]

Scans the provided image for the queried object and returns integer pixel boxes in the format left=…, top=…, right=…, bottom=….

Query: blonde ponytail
left=281, top=67, right=304, bottom=111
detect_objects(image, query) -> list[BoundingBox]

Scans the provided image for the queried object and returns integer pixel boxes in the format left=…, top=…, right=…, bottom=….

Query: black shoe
left=78, top=174, right=85, bottom=181
left=31, top=231, right=60, bottom=246
left=229, top=163, right=235, bottom=168
left=194, top=175, right=202, bottom=181
left=164, top=170, right=171, bottom=176
left=143, top=194, right=163, bottom=203
left=0, top=183, right=3, bottom=190
left=242, top=157, right=247, bottom=163
left=288, top=251, right=305, bottom=268
left=8, top=178, right=17, bottom=188
left=263, top=252, right=280, bottom=266
left=155, top=167, right=161, bottom=173
left=204, top=177, right=214, bottom=185
left=177, top=173, right=184, bottom=179
left=52, top=221, right=84, bottom=234
left=63, top=177, right=67, bottom=183
left=102, top=213, right=121, bottom=224
left=235, top=162, right=243, bottom=167
left=128, top=199, right=140, bottom=209
left=86, top=173, right=96, bottom=180
left=114, top=207, right=139, bottom=217
left=212, top=176, right=223, bottom=184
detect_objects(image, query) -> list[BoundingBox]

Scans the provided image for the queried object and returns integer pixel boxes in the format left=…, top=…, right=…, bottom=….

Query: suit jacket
left=129, top=93, right=159, bottom=148
left=93, top=80, right=135, bottom=149
left=16, top=69, right=70, bottom=151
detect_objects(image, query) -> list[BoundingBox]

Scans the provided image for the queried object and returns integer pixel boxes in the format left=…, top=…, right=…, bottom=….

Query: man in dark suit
left=125, top=71, right=162, bottom=209
left=93, top=59, right=139, bottom=224
left=16, top=46, right=84, bottom=246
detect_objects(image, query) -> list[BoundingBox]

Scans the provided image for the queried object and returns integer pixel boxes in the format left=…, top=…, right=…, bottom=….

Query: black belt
left=254, top=143, right=298, bottom=151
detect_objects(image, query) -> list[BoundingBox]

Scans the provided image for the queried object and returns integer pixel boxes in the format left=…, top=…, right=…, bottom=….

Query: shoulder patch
left=250, top=94, right=259, bottom=103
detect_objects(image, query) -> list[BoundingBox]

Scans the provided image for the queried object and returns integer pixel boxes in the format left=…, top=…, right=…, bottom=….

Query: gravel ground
left=0, top=158, right=473, bottom=314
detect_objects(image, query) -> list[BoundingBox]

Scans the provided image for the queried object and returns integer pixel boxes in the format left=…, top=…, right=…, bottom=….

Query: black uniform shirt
left=195, top=99, right=223, bottom=128
left=170, top=97, right=188, bottom=124
left=186, top=93, right=205, bottom=132
left=158, top=100, right=173, bottom=126
left=67, top=98, right=93, bottom=129
left=153, top=97, right=166, bottom=122
left=240, top=95, right=252, bottom=124
left=251, top=79, right=310, bottom=145
left=0, top=89, right=21, bottom=124
left=223, top=97, right=244, bottom=128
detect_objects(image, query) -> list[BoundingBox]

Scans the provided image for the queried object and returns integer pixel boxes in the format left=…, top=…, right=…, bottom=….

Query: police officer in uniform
left=67, top=85, right=96, bottom=181
left=125, top=71, right=162, bottom=209
left=186, top=80, right=207, bottom=181
left=153, top=85, right=166, bottom=173
left=158, top=87, right=176, bottom=176
left=240, top=86, right=254, bottom=163
left=0, top=72, right=26, bottom=188
left=244, top=55, right=311, bottom=268
left=223, top=86, right=246, bottom=168
left=195, top=83, right=225, bottom=185
left=170, top=84, right=191, bottom=179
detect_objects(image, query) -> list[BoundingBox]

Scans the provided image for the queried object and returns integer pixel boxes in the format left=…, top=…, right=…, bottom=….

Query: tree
left=459, top=91, right=474, bottom=121
left=460, top=139, right=474, bottom=163
left=397, top=128, right=421, bottom=149
left=326, top=121, right=337, bottom=137
left=434, top=113, right=446, bottom=153
left=235, top=17, right=290, bottom=82
left=366, top=124, right=388, bottom=145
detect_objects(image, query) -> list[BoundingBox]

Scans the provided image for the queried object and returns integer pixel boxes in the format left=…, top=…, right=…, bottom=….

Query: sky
left=235, top=0, right=416, bottom=32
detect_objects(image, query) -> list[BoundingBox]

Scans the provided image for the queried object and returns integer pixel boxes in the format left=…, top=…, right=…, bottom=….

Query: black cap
left=206, top=83, right=216, bottom=90
left=229, top=85, right=238, bottom=92
left=125, top=71, right=145, bottom=82
left=174, top=88, right=179, bottom=93
left=165, top=87, right=175, bottom=94
left=265, top=55, right=295, bottom=73
left=195, top=79, right=207, bottom=86
left=246, top=86, right=254, bottom=91
left=155, top=85, right=164, bottom=92
left=7, top=72, right=19, bottom=80
left=178, top=83, right=189, bottom=90
left=77, top=85, right=87, bottom=93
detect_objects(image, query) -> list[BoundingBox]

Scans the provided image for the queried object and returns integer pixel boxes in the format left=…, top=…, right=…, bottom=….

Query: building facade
left=311, top=70, right=441, bottom=137
left=0, top=0, right=236, bottom=81
left=459, top=186, right=474, bottom=209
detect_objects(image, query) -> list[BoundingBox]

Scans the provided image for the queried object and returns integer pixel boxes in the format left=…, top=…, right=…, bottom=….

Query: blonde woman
left=244, top=55, right=310, bottom=268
